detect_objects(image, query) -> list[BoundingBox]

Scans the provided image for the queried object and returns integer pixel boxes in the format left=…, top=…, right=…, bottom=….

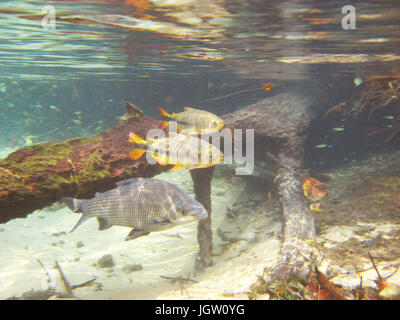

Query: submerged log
left=190, top=166, right=215, bottom=272
left=0, top=102, right=170, bottom=223
left=223, top=92, right=319, bottom=280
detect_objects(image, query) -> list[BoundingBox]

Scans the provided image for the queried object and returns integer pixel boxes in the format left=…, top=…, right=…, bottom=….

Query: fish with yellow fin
left=129, top=131, right=223, bottom=171
left=158, top=106, right=224, bottom=135
left=309, top=202, right=323, bottom=213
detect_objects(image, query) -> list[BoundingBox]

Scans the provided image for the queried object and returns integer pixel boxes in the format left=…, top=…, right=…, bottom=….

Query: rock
left=76, top=241, right=85, bottom=248
left=122, top=264, right=143, bottom=273
left=51, top=231, right=67, bottom=237
left=97, top=254, right=115, bottom=268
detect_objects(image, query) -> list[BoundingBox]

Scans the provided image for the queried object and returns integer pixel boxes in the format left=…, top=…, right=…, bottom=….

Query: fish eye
left=211, top=120, right=217, bottom=128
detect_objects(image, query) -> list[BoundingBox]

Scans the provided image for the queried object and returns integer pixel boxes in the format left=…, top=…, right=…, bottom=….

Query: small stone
left=122, top=264, right=143, bottom=273
left=0, top=228, right=5, bottom=232
left=51, top=231, right=66, bottom=237
left=76, top=241, right=85, bottom=248
left=342, top=264, right=356, bottom=275
left=97, top=254, right=115, bottom=268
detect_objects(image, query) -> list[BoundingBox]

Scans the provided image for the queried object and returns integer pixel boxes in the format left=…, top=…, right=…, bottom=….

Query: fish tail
left=158, top=107, right=173, bottom=119
left=129, top=148, right=146, bottom=160
left=70, top=213, right=91, bottom=233
left=61, top=197, right=90, bottom=233
left=61, top=197, right=83, bottom=213
left=129, top=132, right=148, bottom=145
left=160, top=120, right=169, bottom=129
left=158, top=108, right=172, bottom=129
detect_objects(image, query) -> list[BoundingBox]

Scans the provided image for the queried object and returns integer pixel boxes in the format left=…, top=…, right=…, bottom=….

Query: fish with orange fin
left=302, top=177, right=328, bottom=202
left=263, top=82, right=274, bottom=91
left=158, top=106, right=224, bottom=135
left=128, top=131, right=223, bottom=171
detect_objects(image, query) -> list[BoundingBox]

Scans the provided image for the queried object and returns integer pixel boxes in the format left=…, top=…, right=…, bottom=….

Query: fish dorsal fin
left=183, top=107, right=196, bottom=112
left=116, top=178, right=144, bottom=187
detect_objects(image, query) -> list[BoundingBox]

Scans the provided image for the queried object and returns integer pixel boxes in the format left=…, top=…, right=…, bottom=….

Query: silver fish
left=61, top=178, right=207, bottom=241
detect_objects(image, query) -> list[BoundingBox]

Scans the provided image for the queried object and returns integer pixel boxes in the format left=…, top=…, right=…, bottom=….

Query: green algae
left=78, top=149, right=110, bottom=181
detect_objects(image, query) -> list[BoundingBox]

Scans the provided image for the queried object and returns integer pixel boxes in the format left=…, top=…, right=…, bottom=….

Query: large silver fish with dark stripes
left=61, top=178, right=207, bottom=241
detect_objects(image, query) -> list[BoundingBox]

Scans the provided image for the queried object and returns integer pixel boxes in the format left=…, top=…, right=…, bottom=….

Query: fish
left=61, top=178, right=208, bottom=241
left=303, top=177, right=328, bottom=202
left=263, top=82, right=274, bottom=91
left=354, top=77, right=363, bottom=87
left=129, top=131, right=223, bottom=171
left=309, top=202, right=322, bottom=213
left=158, top=106, right=224, bottom=135
left=332, top=127, right=345, bottom=132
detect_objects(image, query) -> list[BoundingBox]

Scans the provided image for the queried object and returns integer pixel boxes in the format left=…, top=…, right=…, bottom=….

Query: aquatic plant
left=325, top=73, right=400, bottom=143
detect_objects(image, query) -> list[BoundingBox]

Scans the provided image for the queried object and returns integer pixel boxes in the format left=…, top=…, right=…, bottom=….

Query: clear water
left=0, top=0, right=399, bottom=300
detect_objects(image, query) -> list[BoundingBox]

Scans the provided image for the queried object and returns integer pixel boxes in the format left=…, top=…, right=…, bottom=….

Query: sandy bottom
left=0, top=166, right=282, bottom=300
left=1, top=146, right=400, bottom=300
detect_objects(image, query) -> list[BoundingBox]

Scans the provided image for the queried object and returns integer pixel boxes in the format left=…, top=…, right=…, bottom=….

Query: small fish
left=61, top=178, right=208, bottom=241
left=354, top=77, right=363, bottom=87
left=158, top=106, right=224, bottom=135
left=24, top=135, right=34, bottom=146
left=384, top=116, right=395, bottom=120
left=129, top=131, right=223, bottom=171
left=72, top=119, right=81, bottom=125
left=309, top=202, right=322, bottom=213
left=303, top=177, right=328, bottom=202
left=314, top=144, right=328, bottom=148
left=332, top=127, right=345, bottom=132
left=49, top=105, right=60, bottom=111
left=263, top=82, right=274, bottom=91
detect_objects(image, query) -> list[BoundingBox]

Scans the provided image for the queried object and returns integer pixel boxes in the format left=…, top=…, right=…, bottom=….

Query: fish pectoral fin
left=125, top=229, right=150, bottom=241
left=152, top=218, right=170, bottom=226
left=171, top=164, right=186, bottom=171
left=97, top=217, right=112, bottom=231
left=129, top=149, right=146, bottom=160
